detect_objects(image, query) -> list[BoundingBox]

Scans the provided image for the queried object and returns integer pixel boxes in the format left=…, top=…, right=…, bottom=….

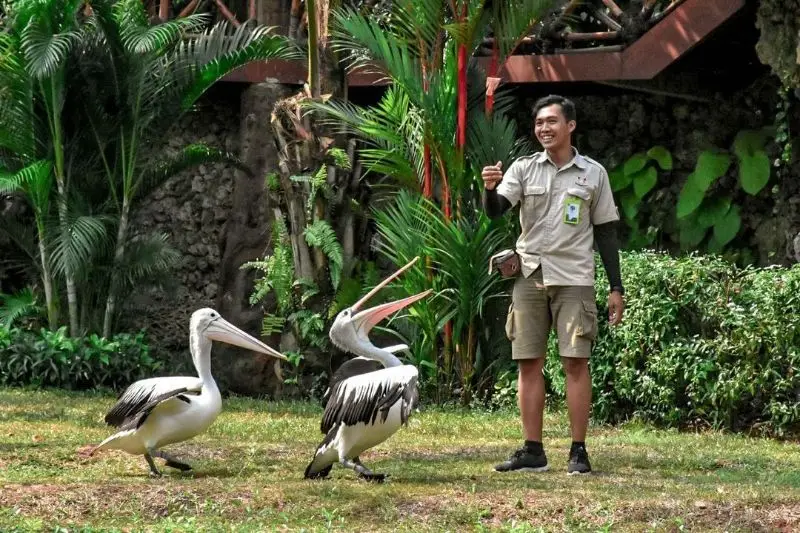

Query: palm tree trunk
left=307, top=0, right=320, bottom=97
left=102, top=196, right=130, bottom=338
left=35, top=221, right=57, bottom=330
left=48, top=81, right=80, bottom=337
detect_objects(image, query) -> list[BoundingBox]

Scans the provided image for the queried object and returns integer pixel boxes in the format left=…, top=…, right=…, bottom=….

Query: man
left=482, top=94, right=624, bottom=475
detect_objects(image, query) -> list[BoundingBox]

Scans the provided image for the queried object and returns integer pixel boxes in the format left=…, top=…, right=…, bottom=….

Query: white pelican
left=304, top=257, right=431, bottom=482
left=90, top=307, right=287, bottom=476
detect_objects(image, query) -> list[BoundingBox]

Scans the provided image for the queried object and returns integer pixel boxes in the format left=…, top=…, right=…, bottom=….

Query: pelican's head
left=329, top=257, right=431, bottom=354
left=191, top=308, right=288, bottom=361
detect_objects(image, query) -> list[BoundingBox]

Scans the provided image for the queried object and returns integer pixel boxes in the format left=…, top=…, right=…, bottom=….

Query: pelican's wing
left=104, top=376, right=202, bottom=428
left=320, top=365, right=418, bottom=434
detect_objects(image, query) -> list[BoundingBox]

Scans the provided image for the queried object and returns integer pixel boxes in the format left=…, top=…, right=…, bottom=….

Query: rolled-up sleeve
left=591, top=168, right=620, bottom=225
left=496, top=161, right=523, bottom=207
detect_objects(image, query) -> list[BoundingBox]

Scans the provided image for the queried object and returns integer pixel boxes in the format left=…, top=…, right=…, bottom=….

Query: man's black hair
left=532, top=94, right=576, bottom=122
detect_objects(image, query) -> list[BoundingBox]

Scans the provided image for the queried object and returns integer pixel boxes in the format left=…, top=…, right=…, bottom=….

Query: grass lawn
left=1, top=388, right=799, bottom=532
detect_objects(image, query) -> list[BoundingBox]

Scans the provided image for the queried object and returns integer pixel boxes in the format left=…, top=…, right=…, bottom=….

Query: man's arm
left=594, top=221, right=623, bottom=293
left=483, top=187, right=512, bottom=219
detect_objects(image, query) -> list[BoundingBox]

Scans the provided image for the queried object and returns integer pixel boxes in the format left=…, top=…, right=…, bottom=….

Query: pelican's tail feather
left=304, top=426, right=339, bottom=479
left=92, top=428, right=136, bottom=454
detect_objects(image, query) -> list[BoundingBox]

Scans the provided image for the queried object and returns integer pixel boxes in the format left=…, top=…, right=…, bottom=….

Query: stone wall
left=124, top=86, right=243, bottom=366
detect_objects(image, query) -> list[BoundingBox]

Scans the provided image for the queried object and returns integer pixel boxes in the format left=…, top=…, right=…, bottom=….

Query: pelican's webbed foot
left=343, top=457, right=387, bottom=483
left=154, top=450, right=193, bottom=472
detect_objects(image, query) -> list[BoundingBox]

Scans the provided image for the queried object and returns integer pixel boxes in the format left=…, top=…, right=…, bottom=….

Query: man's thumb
left=496, top=160, right=503, bottom=170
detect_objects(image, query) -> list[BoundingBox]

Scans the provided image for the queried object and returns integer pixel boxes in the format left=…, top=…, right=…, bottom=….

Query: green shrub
left=0, top=327, right=161, bottom=391
left=543, top=251, right=800, bottom=435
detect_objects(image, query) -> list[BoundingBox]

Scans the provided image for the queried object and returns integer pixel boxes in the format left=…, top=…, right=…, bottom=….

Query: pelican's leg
left=153, top=450, right=193, bottom=472
left=144, top=452, right=162, bottom=477
left=341, top=456, right=386, bottom=482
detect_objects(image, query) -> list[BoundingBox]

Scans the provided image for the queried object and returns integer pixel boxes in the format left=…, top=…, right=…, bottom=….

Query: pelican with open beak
left=90, top=308, right=287, bottom=476
left=304, top=257, right=431, bottom=481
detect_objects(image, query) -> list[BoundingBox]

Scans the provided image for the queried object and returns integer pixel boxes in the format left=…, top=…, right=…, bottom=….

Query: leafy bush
left=543, top=251, right=800, bottom=435
left=0, top=327, right=161, bottom=391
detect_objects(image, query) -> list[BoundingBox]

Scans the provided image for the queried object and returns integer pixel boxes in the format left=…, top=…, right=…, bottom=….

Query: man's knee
left=561, top=357, right=588, bottom=377
left=518, top=358, right=545, bottom=380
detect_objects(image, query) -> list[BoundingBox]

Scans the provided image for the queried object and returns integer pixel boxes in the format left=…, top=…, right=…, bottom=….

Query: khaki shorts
left=505, top=268, right=598, bottom=359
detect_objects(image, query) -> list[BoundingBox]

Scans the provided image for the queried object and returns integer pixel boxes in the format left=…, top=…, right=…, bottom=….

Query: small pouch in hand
left=489, top=249, right=521, bottom=278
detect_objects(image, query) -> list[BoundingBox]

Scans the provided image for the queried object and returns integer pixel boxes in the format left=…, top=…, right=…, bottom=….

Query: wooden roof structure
left=212, top=0, right=746, bottom=86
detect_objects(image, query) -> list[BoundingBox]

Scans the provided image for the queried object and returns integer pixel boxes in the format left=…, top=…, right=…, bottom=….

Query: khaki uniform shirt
left=496, top=148, right=619, bottom=286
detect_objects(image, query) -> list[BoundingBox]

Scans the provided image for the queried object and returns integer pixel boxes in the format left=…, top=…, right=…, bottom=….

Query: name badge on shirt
left=564, top=198, right=581, bottom=225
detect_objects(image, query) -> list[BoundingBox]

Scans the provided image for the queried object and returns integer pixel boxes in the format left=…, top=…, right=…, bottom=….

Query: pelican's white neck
left=190, top=329, right=217, bottom=386
left=352, top=340, right=403, bottom=368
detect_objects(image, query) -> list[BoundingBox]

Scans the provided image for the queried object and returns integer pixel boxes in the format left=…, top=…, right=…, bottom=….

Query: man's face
left=534, top=104, right=575, bottom=152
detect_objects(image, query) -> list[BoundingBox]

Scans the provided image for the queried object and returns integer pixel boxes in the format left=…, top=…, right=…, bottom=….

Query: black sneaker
left=494, top=448, right=549, bottom=472
left=567, top=446, right=592, bottom=475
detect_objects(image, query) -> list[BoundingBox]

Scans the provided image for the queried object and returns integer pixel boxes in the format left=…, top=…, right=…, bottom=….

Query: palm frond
left=331, top=7, right=424, bottom=97
left=0, top=287, right=42, bottom=329
left=0, top=34, right=37, bottom=157
left=117, top=232, right=181, bottom=288
left=467, top=112, right=532, bottom=175
left=115, top=0, right=208, bottom=54
left=0, top=160, right=53, bottom=214
left=179, top=21, right=300, bottom=110
left=493, top=0, right=557, bottom=61
left=20, top=20, right=78, bottom=81
left=389, top=0, right=447, bottom=58
left=49, top=213, right=109, bottom=279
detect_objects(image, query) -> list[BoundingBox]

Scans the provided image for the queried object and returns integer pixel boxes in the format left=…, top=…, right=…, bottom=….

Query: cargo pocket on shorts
left=505, top=303, right=516, bottom=341
left=577, top=300, right=598, bottom=341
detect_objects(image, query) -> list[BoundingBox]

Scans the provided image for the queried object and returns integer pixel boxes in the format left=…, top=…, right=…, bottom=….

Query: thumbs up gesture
left=481, top=161, right=503, bottom=191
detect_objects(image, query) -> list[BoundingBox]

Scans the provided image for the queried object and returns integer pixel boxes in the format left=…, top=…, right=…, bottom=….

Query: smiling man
left=482, top=94, right=624, bottom=475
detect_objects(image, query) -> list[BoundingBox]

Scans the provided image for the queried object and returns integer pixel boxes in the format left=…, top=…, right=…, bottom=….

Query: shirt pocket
left=566, top=186, right=592, bottom=202
left=522, top=185, right=546, bottom=219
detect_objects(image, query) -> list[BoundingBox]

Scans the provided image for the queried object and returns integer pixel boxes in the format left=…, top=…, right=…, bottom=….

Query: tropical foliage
left=556, top=251, right=800, bottom=436
left=0, top=0, right=297, bottom=337
left=0, top=325, right=160, bottom=390
left=298, top=0, right=555, bottom=403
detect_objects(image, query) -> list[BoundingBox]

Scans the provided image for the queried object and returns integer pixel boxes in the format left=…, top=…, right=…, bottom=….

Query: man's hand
left=482, top=161, right=503, bottom=191
left=608, top=291, right=624, bottom=326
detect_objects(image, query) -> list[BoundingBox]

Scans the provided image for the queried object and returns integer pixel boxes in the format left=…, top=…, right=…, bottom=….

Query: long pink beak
left=350, top=257, right=431, bottom=336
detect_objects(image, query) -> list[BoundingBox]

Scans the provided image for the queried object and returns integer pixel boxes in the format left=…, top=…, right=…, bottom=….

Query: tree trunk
left=102, top=196, right=130, bottom=338
left=36, top=222, right=57, bottom=330
left=216, top=81, right=294, bottom=397
left=54, top=168, right=79, bottom=337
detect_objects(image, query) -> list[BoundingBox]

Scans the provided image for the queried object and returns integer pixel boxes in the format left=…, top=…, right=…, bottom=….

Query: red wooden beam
left=223, top=0, right=744, bottom=86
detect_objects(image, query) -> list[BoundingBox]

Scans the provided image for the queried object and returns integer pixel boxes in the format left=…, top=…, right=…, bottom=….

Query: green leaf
left=706, top=234, right=726, bottom=254
left=623, top=153, right=648, bottom=177
left=738, top=152, right=771, bottom=195
left=620, top=189, right=639, bottom=221
left=679, top=221, right=707, bottom=249
left=676, top=174, right=706, bottom=219
left=647, top=145, right=673, bottom=170
left=632, top=166, right=658, bottom=199
left=713, top=206, right=741, bottom=246
left=696, top=197, right=731, bottom=229
left=609, top=165, right=631, bottom=192
left=732, top=129, right=768, bottom=158
left=694, top=150, right=732, bottom=190
left=303, top=220, right=343, bottom=290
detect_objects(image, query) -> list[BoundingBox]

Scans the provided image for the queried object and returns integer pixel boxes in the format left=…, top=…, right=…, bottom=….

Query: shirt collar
left=536, top=147, right=588, bottom=170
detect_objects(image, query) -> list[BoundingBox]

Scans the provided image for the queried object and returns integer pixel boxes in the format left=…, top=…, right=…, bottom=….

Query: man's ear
left=567, top=120, right=576, bottom=134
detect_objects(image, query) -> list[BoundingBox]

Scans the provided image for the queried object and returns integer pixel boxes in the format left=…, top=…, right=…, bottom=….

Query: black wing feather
left=320, top=372, right=418, bottom=434
left=105, top=387, right=191, bottom=429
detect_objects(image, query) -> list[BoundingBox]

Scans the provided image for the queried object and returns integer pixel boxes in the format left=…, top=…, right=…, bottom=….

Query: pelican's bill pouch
left=489, top=249, right=521, bottom=278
